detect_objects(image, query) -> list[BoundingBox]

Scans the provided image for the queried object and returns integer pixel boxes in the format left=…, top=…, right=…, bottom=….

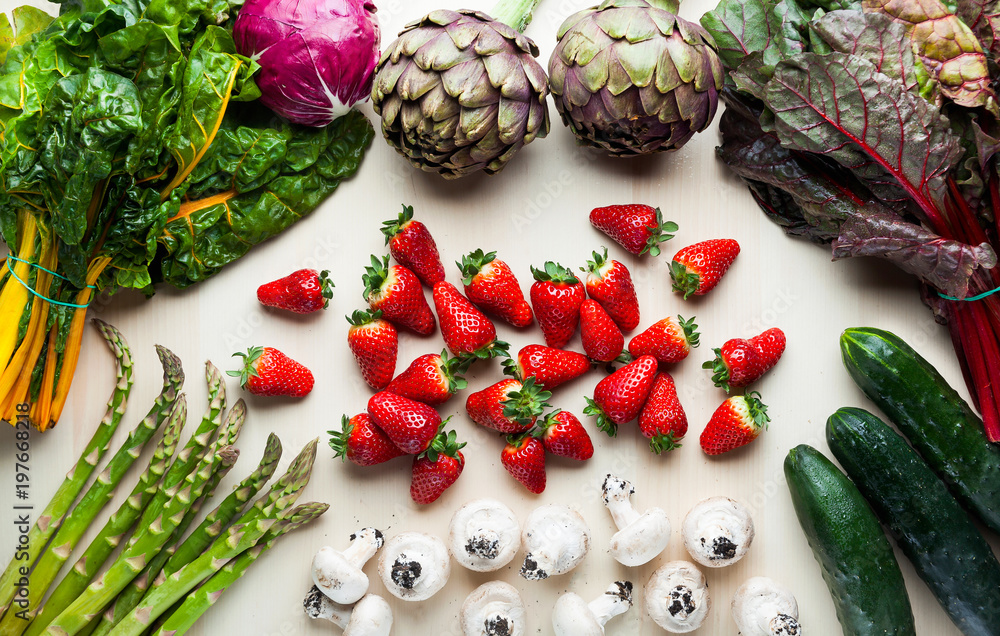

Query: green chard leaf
left=810, top=10, right=920, bottom=93
left=700, top=0, right=785, bottom=71
left=956, top=0, right=1000, bottom=60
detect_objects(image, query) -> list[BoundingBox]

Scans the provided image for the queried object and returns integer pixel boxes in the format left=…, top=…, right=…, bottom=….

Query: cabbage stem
left=489, top=0, right=543, bottom=32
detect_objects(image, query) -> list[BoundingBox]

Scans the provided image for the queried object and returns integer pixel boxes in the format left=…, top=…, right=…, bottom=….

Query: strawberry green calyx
left=669, top=260, right=701, bottom=299
left=439, top=350, right=472, bottom=393
left=530, top=261, right=580, bottom=285
left=704, top=348, right=732, bottom=391
left=420, top=423, right=466, bottom=463
left=457, top=248, right=499, bottom=286
left=583, top=247, right=613, bottom=277
left=361, top=254, right=391, bottom=299
left=501, top=376, right=552, bottom=426
left=532, top=409, right=563, bottom=437
left=228, top=346, right=264, bottom=387
left=380, top=204, right=415, bottom=242
left=462, top=338, right=511, bottom=361
left=649, top=431, right=683, bottom=454
left=346, top=308, right=382, bottom=326
left=318, top=270, right=335, bottom=308
left=643, top=208, right=678, bottom=257
left=583, top=397, right=619, bottom=437
left=742, top=392, right=771, bottom=430
left=678, top=315, right=701, bottom=348
left=501, top=357, right=523, bottom=380
left=328, top=415, right=355, bottom=461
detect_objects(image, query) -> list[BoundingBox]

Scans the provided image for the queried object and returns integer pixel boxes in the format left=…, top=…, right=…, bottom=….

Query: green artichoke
left=548, top=0, right=724, bottom=156
left=371, top=5, right=549, bottom=179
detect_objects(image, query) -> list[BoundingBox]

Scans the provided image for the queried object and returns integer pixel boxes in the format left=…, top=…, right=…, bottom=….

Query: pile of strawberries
left=332, top=203, right=787, bottom=504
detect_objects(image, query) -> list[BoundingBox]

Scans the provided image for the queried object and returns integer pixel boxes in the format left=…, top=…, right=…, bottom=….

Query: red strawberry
left=590, top=205, right=678, bottom=257
left=580, top=299, right=625, bottom=363
left=386, top=351, right=470, bottom=405
left=504, top=345, right=592, bottom=390
left=257, top=269, right=333, bottom=314
left=410, top=428, right=466, bottom=504
left=530, top=262, right=586, bottom=349
left=329, top=413, right=405, bottom=467
left=628, top=316, right=700, bottom=365
left=501, top=434, right=546, bottom=494
left=582, top=248, right=640, bottom=331
left=669, top=239, right=740, bottom=299
left=381, top=204, right=445, bottom=287
left=750, top=327, right=786, bottom=373
left=346, top=310, right=398, bottom=390
left=638, top=374, right=687, bottom=454
left=432, top=281, right=508, bottom=359
left=363, top=255, right=436, bottom=335
left=700, top=392, right=770, bottom=455
left=465, top=377, right=551, bottom=433
left=228, top=347, right=314, bottom=397
left=705, top=338, right=764, bottom=392
left=584, top=355, right=658, bottom=436
left=458, top=249, right=533, bottom=328
left=536, top=410, right=593, bottom=460
left=366, top=391, right=443, bottom=454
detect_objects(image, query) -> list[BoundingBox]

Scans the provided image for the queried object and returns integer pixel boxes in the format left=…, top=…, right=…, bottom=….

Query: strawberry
left=228, top=347, right=314, bottom=397
left=346, top=310, right=398, bottom=390
left=503, top=344, right=591, bottom=390
left=590, top=204, right=678, bottom=256
left=363, top=255, right=436, bottom=335
left=432, top=281, right=508, bottom=359
left=704, top=338, right=764, bottom=392
left=466, top=377, right=551, bottom=433
left=700, top=392, right=770, bottom=455
left=628, top=315, right=700, bottom=365
left=366, top=391, right=444, bottom=454
left=584, top=355, right=658, bottom=436
left=582, top=248, right=640, bottom=331
left=329, top=413, right=405, bottom=467
left=750, top=327, right=786, bottom=373
left=381, top=204, right=445, bottom=287
left=536, top=410, right=593, bottom=460
left=669, top=239, right=740, bottom=299
left=386, top=350, right=470, bottom=405
left=530, top=262, right=586, bottom=349
left=501, top=434, right=547, bottom=494
left=458, top=249, right=533, bottom=328
left=580, top=299, right=625, bottom=363
left=410, top=428, right=466, bottom=504
left=638, top=373, right=687, bottom=454
left=257, top=269, right=333, bottom=314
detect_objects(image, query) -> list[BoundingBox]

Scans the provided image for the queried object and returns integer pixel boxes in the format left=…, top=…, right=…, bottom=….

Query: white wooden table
left=2, top=0, right=997, bottom=634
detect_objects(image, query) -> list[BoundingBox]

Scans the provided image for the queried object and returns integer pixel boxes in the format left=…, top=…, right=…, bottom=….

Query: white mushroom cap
left=602, top=474, right=671, bottom=566
left=645, top=561, right=711, bottom=633
left=460, top=581, right=526, bottom=636
left=552, top=581, right=633, bottom=636
left=519, top=504, right=591, bottom=581
left=312, top=527, right=385, bottom=604
left=303, top=587, right=393, bottom=636
left=449, top=499, right=521, bottom=572
left=378, top=531, right=451, bottom=601
left=682, top=497, right=755, bottom=568
left=732, top=577, right=801, bottom=636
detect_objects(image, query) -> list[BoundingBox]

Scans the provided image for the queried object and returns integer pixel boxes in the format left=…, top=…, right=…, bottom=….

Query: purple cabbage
left=234, top=0, right=380, bottom=126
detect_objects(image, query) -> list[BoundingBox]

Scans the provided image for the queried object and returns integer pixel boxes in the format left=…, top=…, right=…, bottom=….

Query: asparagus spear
left=151, top=502, right=329, bottom=636
left=0, top=321, right=144, bottom=617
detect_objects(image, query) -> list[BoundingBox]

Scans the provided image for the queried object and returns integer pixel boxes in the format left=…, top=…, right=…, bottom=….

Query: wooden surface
left=2, top=0, right=998, bottom=634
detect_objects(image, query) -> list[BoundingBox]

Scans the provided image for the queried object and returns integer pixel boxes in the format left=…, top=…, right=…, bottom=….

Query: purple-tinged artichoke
left=371, top=1, right=549, bottom=179
left=548, top=0, right=724, bottom=156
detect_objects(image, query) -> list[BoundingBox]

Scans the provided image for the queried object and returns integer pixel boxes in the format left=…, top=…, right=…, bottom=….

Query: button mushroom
left=378, top=531, right=451, bottom=601
left=602, top=474, right=671, bottom=566
left=552, top=581, right=633, bottom=636
left=645, top=561, right=711, bottom=633
left=303, top=586, right=393, bottom=636
left=732, top=577, right=801, bottom=636
left=460, top=580, right=526, bottom=636
left=682, top=496, right=755, bottom=568
left=519, top=504, right=591, bottom=580
left=449, top=499, right=521, bottom=572
left=312, top=527, right=385, bottom=605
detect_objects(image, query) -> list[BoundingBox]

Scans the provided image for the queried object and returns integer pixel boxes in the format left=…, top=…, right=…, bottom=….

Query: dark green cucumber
left=784, top=444, right=915, bottom=636
left=827, top=407, right=1000, bottom=636
left=841, top=327, right=1000, bottom=534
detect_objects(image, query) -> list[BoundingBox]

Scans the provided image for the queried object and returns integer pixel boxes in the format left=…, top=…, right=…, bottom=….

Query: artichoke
left=548, top=0, right=724, bottom=156
left=371, top=4, right=549, bottom=179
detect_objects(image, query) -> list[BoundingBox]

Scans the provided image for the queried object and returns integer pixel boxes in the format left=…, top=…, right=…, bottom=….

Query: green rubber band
left=939, top=286, right=1000, bottom=302
left=3, top=255, right=96, bottom=309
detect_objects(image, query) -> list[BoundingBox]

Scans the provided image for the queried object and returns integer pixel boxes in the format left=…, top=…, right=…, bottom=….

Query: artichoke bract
left=548, top=0, right=724, bottom=156
left=371, top=1, right=549, bottom=179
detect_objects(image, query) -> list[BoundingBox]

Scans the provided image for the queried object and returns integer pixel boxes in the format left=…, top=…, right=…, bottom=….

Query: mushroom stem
left=603, top=474, right=640, bottom=529
left=588, top=581, right=633, bottom=627
left=303, top=586, right=351, bottom=627
left=342, top=528, right=383, bottom=568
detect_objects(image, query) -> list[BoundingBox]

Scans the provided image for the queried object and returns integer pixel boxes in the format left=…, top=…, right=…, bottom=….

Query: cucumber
left=827, top=407, right=1000, bottom=636
left=784, top=444, right=915, bottom=636
left=840, top=327, right=1000, bottom=534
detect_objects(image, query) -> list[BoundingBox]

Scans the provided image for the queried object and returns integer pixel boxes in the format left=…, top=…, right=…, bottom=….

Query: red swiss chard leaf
left=956, top=0, right=1000, bottom=60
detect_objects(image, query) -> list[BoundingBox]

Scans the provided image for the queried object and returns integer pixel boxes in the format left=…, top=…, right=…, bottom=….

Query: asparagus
left=0, top=321, right=144, bottom=617
left=106, top=440, right=319, bottom=636
left=151, top=502, right=329, bottom=636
